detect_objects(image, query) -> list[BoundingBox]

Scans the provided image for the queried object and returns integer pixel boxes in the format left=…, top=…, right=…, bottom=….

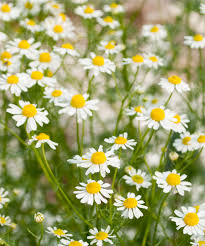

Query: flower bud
left=124, top=165, right=135, bottom=174
left=169, top=151, right=179, bottom=161
left=34, top=212, right=45, bottom=223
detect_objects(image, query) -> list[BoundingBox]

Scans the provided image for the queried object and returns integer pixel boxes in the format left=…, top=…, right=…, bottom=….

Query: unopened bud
left=169, top=151, right=179, bottom=161
left=34, top=212, right=45, bottom=223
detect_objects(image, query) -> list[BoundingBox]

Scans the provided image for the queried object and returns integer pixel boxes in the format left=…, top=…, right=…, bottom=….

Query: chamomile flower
left=159, top=75, right=190, bottom=94
left=17, top=0, right=41, bottom=16
left=200, top=3, right=205, bottom=14
left=79, top=53, right=115, bottom=76
left=168, top=113, right=189, bottom=133
left=104, top=132, right=137, bottom=151
left=142, top=24, right=167, bottom=40
left=170, top=206, right=205, bottom=235
left=125, top=105, right=145, bottom=117
left=123, top=169, right=151, bottom=191
left=6, top=38, right=40, bottom=59
left=44, top=86, right=68, bottom=104
left=98, top=16, right=120, bottom=29
left=28, top=133, right=58, bottom=150
left=0, top=32, right=7, bottom=42
left=20, top=19, right=43, bottom=33
left=0, top=73, right=32, bottom=96
left=173, top=132, right=195, bottom=153
left=59, top=238, right=89, bottom=246
left=87, top=226, right=116, bottom=246
left=57, top=93, right=98, bottom=122
left=0, top=188, right=10, bottom=209
left=68, top=145, right=120, bottom=177
left=44, top=1, right=64, bottom=15
left=123, top=54, right=146, bottom=68
left=7, top=101, right=49, bottom=133
left=98, top=40, right=123, bottom=55
left=74, top=180, right=113, bottom=205
left=0, top=215, right=11, bottom=226
left=114, top=193, right=148, bottom=219
left=193, top=133, right=205, bottom=149
left=145, top=53, right=164, bottom=69
left=0, top=3, right=20, bottom=21
left=29, top=50, right=61, bottom=71
left=184, top=34, right=205, bottom=49
left=54, top=43, right=79, bottom=57
left=0, top=51, right=20, bottom=73
left=47, top=227, right=72, bottom=239
left=153, top=169, right=192, bottom=196
left=191, top=235, right=205, bottom=246
left=104, top=3, right=124, bottom=14
left=75, top=5, right=103, bottom=19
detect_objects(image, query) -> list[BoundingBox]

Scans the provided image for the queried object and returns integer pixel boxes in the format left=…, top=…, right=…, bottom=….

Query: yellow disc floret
left=7, top=75, right=19, bottom=84
left=92, top=56, right=105, bottom=66
left=105, top=41, right=115, bottom=50
left=69, top=241, right=83, bottom=246
left=25, top=1, right=33, bottom=9
left=104, top=16, right=113, bottom=23
left=18, top=40, right=30, bottom=49
left=39, top=52, right=51, bottom=63
left=132, top=55, right=144, bottom=63
left=168, top=75, right=182, bottom=85
left=166, top=173, right=181, bottom=186
left=134, top=106, right=142, bottom=113
left=150, top=108, right=165, bottom=121
left=110, top=3, right=118, bottom=8
left=0, top=217, right=6, bottom=224
left=123, top=198, right=138, bottom=208
left=95, top=231, right=108, bottom=240
left=182, top=136, right=191, bottom=145
left=22, top=104, right=37, bottom=117
left=27, top=20, right=36, bottom=26
left=197, top=135, right=205, bottom=143
left=84, top=5, right=94, bottom=14
left=53, top=25, right=63, bottom=33
left=53, top=229, right=65, bottom=236
left=150, top=26, right=159, bottom=33
left=1, top=4, right=11, bottom=13
left=194, top=34, right=204, bottom=42
left=115, top=136, right=127, bottom=145
left=61, top=43, right=74, bottom=50
left=31, top=71, right=43, bottom=80
left=1, top=51, right=12, bottom=60
left=91, top=152, right=107, bottom=165
left=70, top=94, right=86, bottom=108
left=36, top=133, right=50, bottom=140
left=86, top=182, right=101, bottom=194
left=132, top=175, right=144, bottom=184
left=52, top=90, right=62, bottom=97
left=184, top=212, right=199, bottom=226
left=149, top=56, right=158, bottom=62
left=173, top=114, right=181, bottom=124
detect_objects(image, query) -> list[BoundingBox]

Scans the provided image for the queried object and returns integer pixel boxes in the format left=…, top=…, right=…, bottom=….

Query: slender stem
left=76, top=114, right=82, bottom=155
left=164, top=92, right=173, bottom=107
left=180, top=148, right=203, bottom=172
left=37, top=223, right=44, bottom=246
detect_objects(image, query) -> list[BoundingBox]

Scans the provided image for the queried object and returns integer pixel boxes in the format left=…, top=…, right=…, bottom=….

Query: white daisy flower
left=193, top=133, right=205, bottom=149
left=29, top=49, right=61, bottom=71
left=44, top=1, right=64, bottom=15
left=0, top=32, right=8, bottom=42
left=75, top=5, right=103, bottom=19
left=123, top=169, right=151, bottom=191
left=28, top=133, right=58, bottom=150
left=170, top=206, right=205, bottom=236
left=194, top=203, right=205, bottom=216
left=159, top=75, right=190, bottom=94
left=44, top=86, right=68, bottom=104
left=0, top=73, right=33, bottom=96
left=0, top=215, right=11, bottom=226
left=54, top=43, right=79, bottom=57
left=17, top=0, right=41, bottom=16
left=74, top=179, right=113, bottom=205
left=68, top=145, right=120, bottom=178
left=145, top=53, right=164, bottom=69
left=98, top=40, right=123, bottom=55
left=114, top=192, right=148, bottom=219
left=59, top=238, right=89, bottom=246
left=142, top=24, right=167, bottom=40
left=0, top=188, right=10, bottom=209
left=0, top=51, right=20, bottom=73
left=168, top=112, right=189, bottom=133
left=47, top=227, right=72, bottom=239
left=98, top=16, right=120, bottom=29
left=123, top=54, right=146, bottom=68
left=57, top=93, right=98, bottom=122
left=153, top=169, right=192, bottom=196
left=173, top=132, right=195, bottom=153
left=125, top=105, right=145, bottom=117
left=104, top=3, right=124, bottom=14
left=200, top=3, right=205, bottom=14
left=6, top=38, right=40, bottom=59
left=7, top=100, right=49, bottom=133
left=191, top=235, right=205, bottom=246
left=20, top=19, right=43, bottom=33
left=184, top=34, right=205, bottom=49
left=104, top=132, right=137, bottom=151
left=79, top=52, right=116, bottom=76
left=0, top=3, right=20, bottom=21
left=87, top=226, right=116, bottom=246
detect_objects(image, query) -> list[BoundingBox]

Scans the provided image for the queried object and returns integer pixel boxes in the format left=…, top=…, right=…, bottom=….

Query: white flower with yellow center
left=79, top=53, right=115, bottom=76
left=123, top=54, right=146, bottom=67
left=29, top=49, right=61, bottom=70
left=57, top=93, right=98, bottom=122
left=104, top=132, right=137, bottom=151
left=153, top=169, right=192, bottom=196
left=98, top=40, right=123, bottom=55
left=104, top=3, right=124, bottom=14
left=200, top=3, right=205, bottom=14
left=7, top=101, right=49, bottom=133
left=0, top=51, right=20, bottom=73
left=145, top=53, right=164, bottom=69
left=28, top=133, right=58, bottom=150
left=75, top=5, right=103, bottom=19
left=191, top=235, right=205, bottom=246
left=6, top=38, right=40, bottom=59
left=168, top=112, right=189, bottom=133
left=0, top=32, right=7, bottom=42
left=123, top=169, right=151, bottom=191
left=159, top=75, right=190, bottom=94
left=170, top=206, right=205, bottom=235
left=20, top=19, right=43, bottom=33
left=59, top=238, right=89, bottom=246
left=87, top=226, right=115, bottom=246
left=0, top=188, right=9, bottom=209
left=0, top=73, right=33, bottom=96
left=68, top=145, right=120, bottom=177
left=17, top=0, right=41, bottom=16
left=98, top=16, right=120, bottom=29
left=125, top=105, right=145, bottom=117
left=193, top=133, right=205, bottom=149
left=114, top=192, right=148, bottom=219
left=0, top=3, right=20, bottom=21
left=44, top=86, right=68, bottom=104
left=173, top=132, right=195, bottom=153
left=47, top=227, right=72, bottom=239
left=0, top=215, right=11, bottom=226
left=44, top=1, right=64, bottom=15
left=34, top=212, right=45, bottom=223
left=74, top=179, right=113, bottom=205
left=184, top=34, right=205, bottom=49
left=142, top=24, right=167, bottom=40
left=54, top=43, right=79, bottom=57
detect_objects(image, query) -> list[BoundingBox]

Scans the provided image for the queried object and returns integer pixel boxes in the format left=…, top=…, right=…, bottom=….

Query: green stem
left=37, top=223, right=44, bottom=246
left=76, top=114, right=82, bottom=155
left=164, top=92, right=173, bottom=107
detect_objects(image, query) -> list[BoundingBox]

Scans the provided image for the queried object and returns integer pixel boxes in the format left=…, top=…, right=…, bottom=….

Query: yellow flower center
left=52, top=90, right=62, bottom=97
left=123, top=198, right=138, bottom=208
left=110, top=3, right=118, bottom=8
left=22, top=104, right=37, bottom=117
left=61, top=43, right=74, bottom=50
left=134, top=106, right=142, bottom=113
left=194, top=205, right=200, bottom=213
left=91, top=152, right=107, bottom=165
left=1, top=51, right=12, bottom=60
left=31, top=71, right=43, bottom=80
left=18, top=40, right=30, bottom=49
left=25, top=1, right=33, bottom=9
left=194, top=34, right=204, bottom=42
left=184, top=212, right=199, bottom=226
left=53, top=229, right=65, bottom=236
left=182, top=136, right=191, bottom=145
left=150, top=108, right=165, bottom=121
left=115, top=136, right=127, bottom=144
left=59, top=13, right=66, bottom=21
left=104, top=16, right=113, bottom=23
left=92, top=56, right=105, bottom=66
left=53, top=25, right=63, bottom=33
left=69, top=241, right=83, bottom=246
left=198, top=241, right=205, bottom=246
left=132, top=55, right=144, bottom=63
left=84, top=6, right=94, bottom=14
left=27, top=19, right=36, bottom=26
left=166, top=173, right=181, bottom=186
left=105, top=41, right=115, bottom=49
left=95, top=231, right=108, bottom=240
left=149, top=56, right=158, bottom=62
left=86, top=182, right=101, bottom=194
left=39, top=52, right=51, bottom=63
left=46, top=70, right=53, bottom=77
left=70, top=94, right=86, bottom=108
left=151, top=98, right=158, bottom=104
left=197, top=135, right=205, bottom=143
left=36, top=133, right=50, bottom=140
left=168, top=75, right=182, bottom=85
left=150, top=26, right=159, bottom=33
left=0, top=217, right=6, bottom=224
left=173, top=114, right=181, bottom=124
left=3, top=60, right=11, bottom=66
left=1, top=4, right=11, bottom=12
left=7, top=75, right=19, bottom=84
left=52, top=4, right=59, bottom=9
left=132, top=175, right=144, bottom=184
